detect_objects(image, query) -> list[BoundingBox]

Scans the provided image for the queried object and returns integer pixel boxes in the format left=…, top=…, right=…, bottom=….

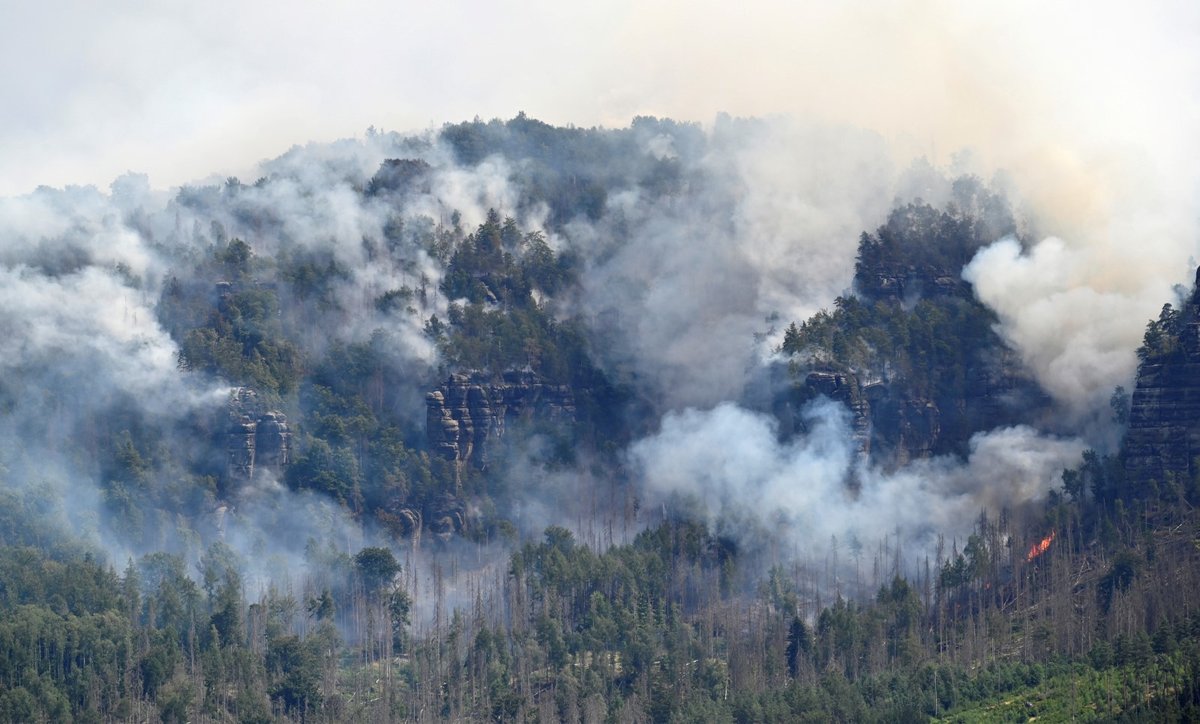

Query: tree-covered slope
left=1, top=115, right=1198, bottom=722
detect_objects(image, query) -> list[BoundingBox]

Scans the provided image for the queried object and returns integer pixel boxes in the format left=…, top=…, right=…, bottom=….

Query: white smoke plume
left=574, top=118, right=898, bottom=409
left=0, top=118, right=1133, bottom=597
left=630, top=399, right=1085, bottom=583
left=0, top=1, right=1195, bottom=637
left=0, top=131, right=546, bottom=575
left=964, top=237, right=1190, bottom=423
left=0, top=263, right=228, bottom=562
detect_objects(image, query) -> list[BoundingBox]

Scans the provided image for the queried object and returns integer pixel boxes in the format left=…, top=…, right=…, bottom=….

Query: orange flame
left=1026, top=531, right=1055, bottom=562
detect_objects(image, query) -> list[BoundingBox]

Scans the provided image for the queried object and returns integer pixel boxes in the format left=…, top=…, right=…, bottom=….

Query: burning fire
left=1026, top=531, right=1055, bottom=562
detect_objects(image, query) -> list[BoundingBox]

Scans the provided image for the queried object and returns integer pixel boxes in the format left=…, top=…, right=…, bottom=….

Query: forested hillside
left=1, top=115, right=1198, bottom=721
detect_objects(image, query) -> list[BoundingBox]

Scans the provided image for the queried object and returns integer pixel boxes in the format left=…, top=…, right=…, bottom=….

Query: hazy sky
left=4, top=0, right=1198, bottom=198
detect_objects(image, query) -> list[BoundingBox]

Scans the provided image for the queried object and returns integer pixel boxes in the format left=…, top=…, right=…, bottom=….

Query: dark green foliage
left=1098, top=550, right=1142, bottom=611
left=1137, top=302, right=1183, bottom=362
left=435, top=211, right=628, bottom=455
left=306, top=589, right=335, bottom=622
left=2, top=504, right=1200, bottom=721
left=509, top=520, right=726, bottom=673
left=853, top=177, right=1017, bottom=292
left=366, top=158, right=431, bottom=197
left=353, top=546, right=400, bottom=595
left=176, top=284, right=302, bottom=395
left=1110, top=385, right=1131, bottom=426
left=781, top=183, right=1046, bottom=463
left=278, top=248, right=351, bottom=309
left=286, top=437, right=363, bottom=508
left=199, top=542, right=244, bottom=648
left=439, top=210, right=583, bottom=376
left=786, top=616, right=811, bottom=678
left=786, top=294, right=998, bottom=403
left=144, top=123, right=635, bottom=551
left=265, top=633, right=321, bottom=714
left=285, top=333, right=439, bottom=519
left=216, top=238, right=253, bottom=281
left=138, top=553, right=200, bottom=641
left=162, top=239, right=304, bottom=396
left=0, top=540, right=400, bottom=720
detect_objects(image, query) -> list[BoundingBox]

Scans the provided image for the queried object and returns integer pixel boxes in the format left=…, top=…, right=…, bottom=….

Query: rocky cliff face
left=790, top=204, right=1049, bottom=467
left=805, top=371, right=873, bottom=458
left=426, top=371, right=576, bottom=483
left=1125, top=272, right=1200, bottom=484
left=803, top=351, right=1043, bottom=469
left=226, top=388, right=291, bottom=484
left=801, top=371, right=942, bottom=467
left=862, top=382, right=941, bottom=466
left=856, top=266, right=971, bottom=304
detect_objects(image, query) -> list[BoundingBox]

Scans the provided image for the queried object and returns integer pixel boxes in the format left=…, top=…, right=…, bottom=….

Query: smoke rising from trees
left=0, top=56, right=1197, bottom=594
left=630, top=400, right=1084, bottom=583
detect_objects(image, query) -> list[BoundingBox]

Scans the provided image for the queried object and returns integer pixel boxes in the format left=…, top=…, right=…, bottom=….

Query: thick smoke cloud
left=4, top=0, right=1200, bottom=607
left=0, top=263, right=227, bottom=563
left=0, top=132, right=543, bottom=576
left=0, top=114, right=1152, bottom=600
left=0, top=182, right=165, bottom=277
left=964, top=237, right=1189, bottom=423
left=0, top=266, right=215, bottom=413
left=0, top=2, right=1194, bottom=640
left=8, top=0, right=1197, bottom=425
left=8, top=2, right=1197, bottom=202
left=630, top=400, right=1084, bottom=582
left=575, top=118, right=897, bottom=409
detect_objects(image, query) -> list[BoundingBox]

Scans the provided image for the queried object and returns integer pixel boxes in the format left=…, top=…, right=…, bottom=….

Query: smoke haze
left=574, top=118, right=898, bottom=408
left=2, top=0, right=1200, bottom=608
left=8, top=2, right=1197, bottom=418
left=631, top=400, right=1085, bottom=581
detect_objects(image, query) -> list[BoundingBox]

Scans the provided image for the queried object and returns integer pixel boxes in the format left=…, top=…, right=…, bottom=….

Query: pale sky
left=2, top=0, right=1199, bottom=198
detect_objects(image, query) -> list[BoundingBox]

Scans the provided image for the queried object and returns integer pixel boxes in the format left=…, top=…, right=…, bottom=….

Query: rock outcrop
left=856, top=266, right=971, bottom=304
left=427, top=495, right=467, bottom=542
left=863, top=383, right=941, bottom=466
left=254, top=411, right=291, bottom=469
left=426, top=371, right=576, bottom=480
left=797, top=347, right=1044, bottom=469
left=791, top=201, right=1048, bottom=467
left=801, top=371, right=941, bottom=467
left=805, top=371, right=872, bottom=458
left=1124, top=270, right=1200, bottom=484
left=226, top=388, right=291, bottom=483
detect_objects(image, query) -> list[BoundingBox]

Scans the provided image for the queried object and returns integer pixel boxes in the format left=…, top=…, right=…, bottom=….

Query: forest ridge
left=0, top=115, right=1197, bottom=721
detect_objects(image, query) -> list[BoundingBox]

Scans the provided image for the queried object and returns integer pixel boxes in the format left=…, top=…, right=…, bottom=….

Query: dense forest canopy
left=0, top=115, right=1198, bottom=721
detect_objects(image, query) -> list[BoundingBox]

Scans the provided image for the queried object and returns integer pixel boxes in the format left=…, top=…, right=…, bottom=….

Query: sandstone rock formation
left=805, top=371, right=872, bottom=458
left=428, top=495, right=467, bottom=542
left=226, top=388, right=291, bottom=484
left=856, top=267, right=970, bottom=304
left=426, top=370, right=576, bottom=482
left=864, top=383, right=941, bottom=467
left=790, top=207, right=1048, bottom=468
left=798, top=349, right=1042, bottom=469
left=1124, top=270, right=1200, bottom=484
